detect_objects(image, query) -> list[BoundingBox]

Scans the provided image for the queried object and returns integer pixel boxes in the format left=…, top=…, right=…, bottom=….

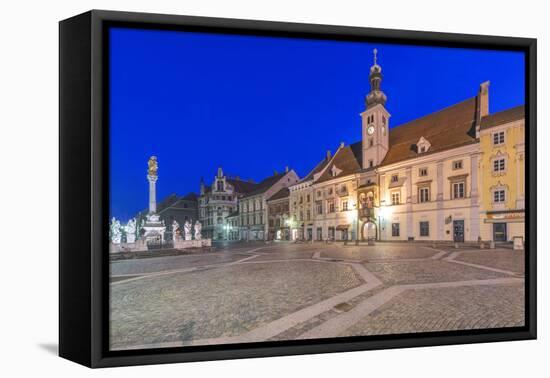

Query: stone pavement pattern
left=109, top=242, right=525, bottom=350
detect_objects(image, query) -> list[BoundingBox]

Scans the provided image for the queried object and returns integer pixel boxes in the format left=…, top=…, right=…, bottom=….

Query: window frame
left=391, top=223, right=400, bottom=237
left=493, top=130, right=505, bottom=146
left=419, top=221, right=429, bottom=237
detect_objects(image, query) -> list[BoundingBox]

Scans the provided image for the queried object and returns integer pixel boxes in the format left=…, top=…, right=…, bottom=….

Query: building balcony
left=358, top=208, right=375, bottom=220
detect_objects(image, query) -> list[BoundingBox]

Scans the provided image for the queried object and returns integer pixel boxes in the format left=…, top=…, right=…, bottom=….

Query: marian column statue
left=172, top=220, right=180, bottom=241
left=194, top=221, right=202, bottom=241
left=142, top=156, right=166, bottom=243
left=147, top=156, right=158, bottom=214
left=184, top=221, right=192, bottom=241
left=110, top=217, right=122, bottom=244
left=125, top=218, right=137, bottom=243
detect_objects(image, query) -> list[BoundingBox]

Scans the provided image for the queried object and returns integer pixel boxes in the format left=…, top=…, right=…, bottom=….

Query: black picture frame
left=59, top=9, right=537, bottom=368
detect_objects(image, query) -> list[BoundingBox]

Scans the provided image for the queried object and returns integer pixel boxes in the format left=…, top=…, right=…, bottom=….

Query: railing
left=358, top=208, right=374, bottom=219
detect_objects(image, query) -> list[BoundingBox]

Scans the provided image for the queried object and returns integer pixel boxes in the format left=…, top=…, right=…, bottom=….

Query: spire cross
left=373, top=48, right=378, bottom=65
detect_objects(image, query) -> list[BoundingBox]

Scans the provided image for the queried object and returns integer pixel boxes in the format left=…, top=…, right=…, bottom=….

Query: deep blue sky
left=110, top=27, right=525, bottom=221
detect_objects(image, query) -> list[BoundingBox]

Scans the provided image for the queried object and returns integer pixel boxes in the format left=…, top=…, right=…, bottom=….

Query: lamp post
left=346, top=205, right=359, bottom=245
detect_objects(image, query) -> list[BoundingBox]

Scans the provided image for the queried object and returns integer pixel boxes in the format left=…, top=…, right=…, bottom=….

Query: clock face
left=367, top=125, right=375, bottom=135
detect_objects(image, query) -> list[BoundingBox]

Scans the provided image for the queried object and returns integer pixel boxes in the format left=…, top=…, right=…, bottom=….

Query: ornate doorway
left=361, top=221, right=377, bottom=241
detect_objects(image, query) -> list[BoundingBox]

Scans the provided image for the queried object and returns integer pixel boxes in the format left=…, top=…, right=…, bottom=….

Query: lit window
left=391, top=192, right=400, bottom=205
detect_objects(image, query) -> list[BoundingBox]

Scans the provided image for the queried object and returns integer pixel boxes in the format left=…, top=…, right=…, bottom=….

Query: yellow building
left=479, top=104, right=525, bottom=243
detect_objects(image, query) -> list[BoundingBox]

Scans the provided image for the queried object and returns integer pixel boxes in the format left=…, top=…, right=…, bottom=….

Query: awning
left=336, top=224, right=350, bottom=230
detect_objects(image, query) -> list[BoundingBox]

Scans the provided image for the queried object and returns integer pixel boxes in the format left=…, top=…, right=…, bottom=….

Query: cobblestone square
left=110, top=242, right=525, bottom=350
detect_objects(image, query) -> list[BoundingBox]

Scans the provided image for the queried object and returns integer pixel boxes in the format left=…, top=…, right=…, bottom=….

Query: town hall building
left=287, top=49, right=524, bottom=244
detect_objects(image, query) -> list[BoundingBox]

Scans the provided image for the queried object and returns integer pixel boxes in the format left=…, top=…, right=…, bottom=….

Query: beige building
left=239, top=168, right=299, bottom=241
left=288, top=154, right=331, bottom=241
left=199, top=167, right=257, bottom=240
left=266, top=188, right=291, bottom=240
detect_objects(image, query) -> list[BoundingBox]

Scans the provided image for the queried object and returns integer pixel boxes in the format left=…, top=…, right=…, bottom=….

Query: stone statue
left=124, top=218, right=137, bottom=243
left=148, top=156, right=158, bottom=176
left=110, top=217, right=122, bottom=244
left=172, top=220, right=180, bottom=241
left=184, top=221, right=192, bottom=241
left=194, top=221, right=202, bottom=241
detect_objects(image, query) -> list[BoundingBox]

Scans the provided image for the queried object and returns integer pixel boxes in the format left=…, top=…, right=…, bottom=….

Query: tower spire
left=366, top=48, right=387, bottom=108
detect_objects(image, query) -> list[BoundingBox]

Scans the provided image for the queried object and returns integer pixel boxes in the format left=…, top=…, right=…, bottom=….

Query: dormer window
left=416, top=136, right=431, bottom=154
left=330, top=165, right=342, bottom=177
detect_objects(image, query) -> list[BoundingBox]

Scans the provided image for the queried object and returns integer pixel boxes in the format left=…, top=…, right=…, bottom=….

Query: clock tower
left=361, top=49, right=390, bottom=169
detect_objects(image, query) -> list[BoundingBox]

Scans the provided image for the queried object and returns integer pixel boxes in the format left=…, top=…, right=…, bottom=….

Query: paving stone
left=454, top=250, right=525, bottom=274
left=110, top=260, right=361, bottom=349
left=342, top=284, right=524, bottom=336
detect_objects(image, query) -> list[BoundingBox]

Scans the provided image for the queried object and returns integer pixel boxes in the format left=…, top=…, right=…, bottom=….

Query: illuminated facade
left=478, top=105, right=525, bottom=243
left=288, top=50, right=523, bottom=243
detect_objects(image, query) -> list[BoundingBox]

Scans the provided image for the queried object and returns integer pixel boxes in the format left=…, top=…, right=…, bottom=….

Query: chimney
left=200, top=177, right=205, bottom=195
left=285, top=166, right=289, bottom=173
left=479, top=81, right=490, bottom=117
left=217, top=167, right=223, bottom=178
left=326, top=150, right=332, bottom=161
left=340, top=141, right=345, bottom=149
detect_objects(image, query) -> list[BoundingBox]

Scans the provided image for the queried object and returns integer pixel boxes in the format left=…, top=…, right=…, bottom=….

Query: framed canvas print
left=59, top=10, right=536, bottom=368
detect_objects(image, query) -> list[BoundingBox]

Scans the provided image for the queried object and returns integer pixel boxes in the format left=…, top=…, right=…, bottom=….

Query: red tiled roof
left=315, top=142, right=363, bottom=184
left=380, top=97, right=478, bottom=166
left=241, top=172, right=287, bottom=198
left=267, top=187, right=290, bottom=202
left=480, top=105, right=525, bottom=130
left=226, top=178, right=258, bottom=194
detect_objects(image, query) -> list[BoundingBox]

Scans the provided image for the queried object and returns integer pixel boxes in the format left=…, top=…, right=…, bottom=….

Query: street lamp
left=346, top=205, right=358, bottom=244
left=378, top=204, right=393, bottom=241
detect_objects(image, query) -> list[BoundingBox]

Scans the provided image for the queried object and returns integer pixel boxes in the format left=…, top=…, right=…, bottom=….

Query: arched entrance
left=361, top=221, right=377, bottom=241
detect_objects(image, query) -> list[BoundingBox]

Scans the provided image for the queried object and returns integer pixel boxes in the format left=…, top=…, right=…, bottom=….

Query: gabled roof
left=241, top=172, right=288, bottom=198
left=480, top=105, right=525, bottom=130
left=300, top=155, right=331, bottom=182
left=314, top=142, right=363, bottom=184
left=267, top=187, right=290, bottom=202
left=381, top=97, right=478, bottom=166
left=226, top=178, right=258, bottom=194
